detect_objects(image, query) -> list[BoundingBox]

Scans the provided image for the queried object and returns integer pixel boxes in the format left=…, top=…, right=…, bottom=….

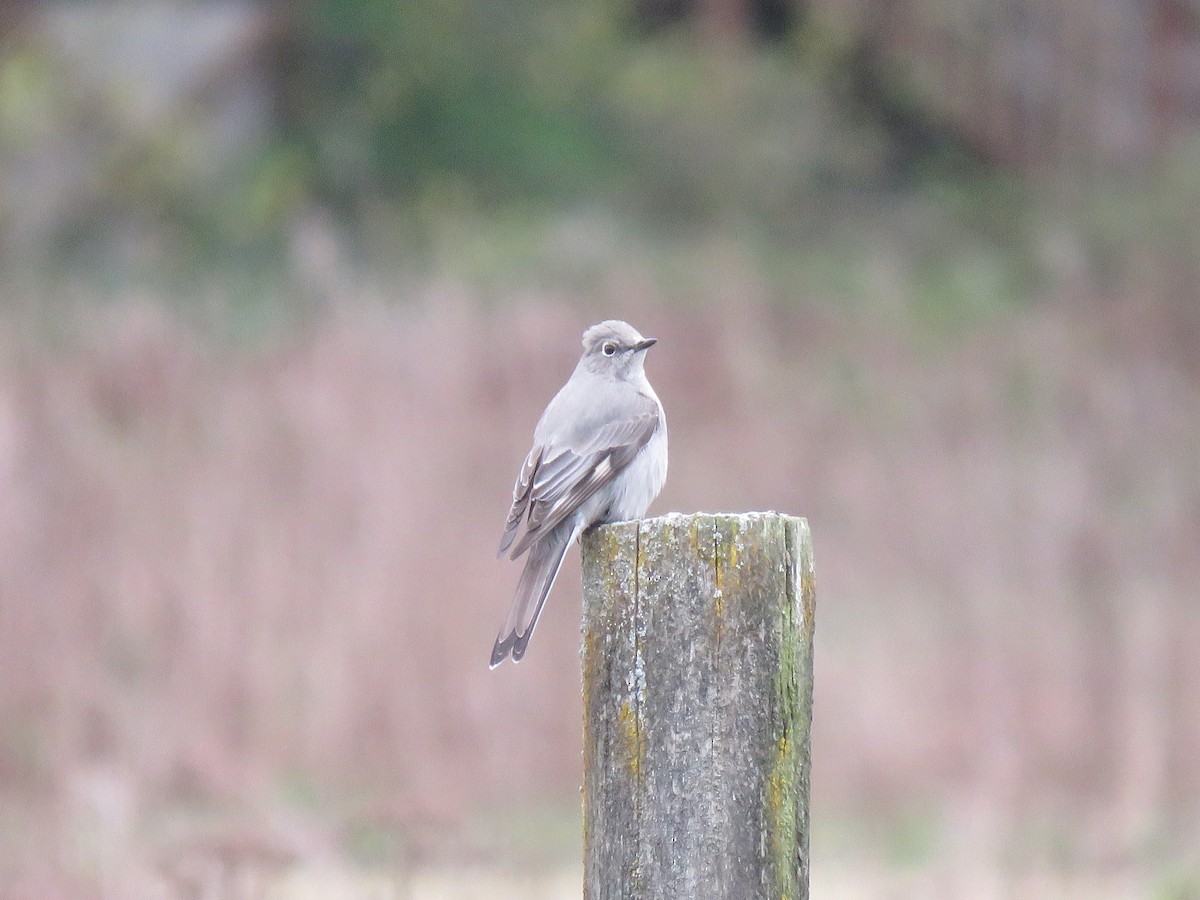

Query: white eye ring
left=602, top=342, right=617, bottom=356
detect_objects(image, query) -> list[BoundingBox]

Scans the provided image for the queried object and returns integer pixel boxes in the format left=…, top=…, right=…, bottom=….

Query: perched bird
left=491, top=320, right=668, bottom=667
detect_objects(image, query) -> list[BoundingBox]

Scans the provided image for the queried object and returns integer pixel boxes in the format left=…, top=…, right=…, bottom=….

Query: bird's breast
left=604, top=422, right=668, bottom=524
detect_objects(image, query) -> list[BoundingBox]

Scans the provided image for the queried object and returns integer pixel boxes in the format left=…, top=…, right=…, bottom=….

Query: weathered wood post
left=581, top=512, right=815, bottom=899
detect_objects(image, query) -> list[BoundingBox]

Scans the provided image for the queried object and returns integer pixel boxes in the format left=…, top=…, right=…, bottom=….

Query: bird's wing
left=498, top=400, right=660, bottom=560
left=497, top=446, right=542, bottom=558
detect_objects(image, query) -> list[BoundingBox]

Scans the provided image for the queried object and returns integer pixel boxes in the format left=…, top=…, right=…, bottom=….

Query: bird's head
left=580, top=320, right=657, bottom=379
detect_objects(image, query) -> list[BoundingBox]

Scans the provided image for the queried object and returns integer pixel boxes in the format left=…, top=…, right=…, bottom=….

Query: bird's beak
left=634, top=337, right=657, bottom=352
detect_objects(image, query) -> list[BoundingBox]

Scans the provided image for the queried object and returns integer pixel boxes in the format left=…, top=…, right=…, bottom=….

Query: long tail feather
left=489, top=525, right=574, bottom=667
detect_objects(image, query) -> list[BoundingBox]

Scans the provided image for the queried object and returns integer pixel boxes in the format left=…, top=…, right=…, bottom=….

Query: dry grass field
left=0, top=278, right=1197, bottom=896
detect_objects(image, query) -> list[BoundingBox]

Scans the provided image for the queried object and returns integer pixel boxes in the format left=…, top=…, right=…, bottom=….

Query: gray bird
left=491, top=320, right=668, bottom=667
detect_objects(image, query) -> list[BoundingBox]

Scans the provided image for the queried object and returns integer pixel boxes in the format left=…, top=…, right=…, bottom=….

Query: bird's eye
left=602, top=342, right=617, bottom=356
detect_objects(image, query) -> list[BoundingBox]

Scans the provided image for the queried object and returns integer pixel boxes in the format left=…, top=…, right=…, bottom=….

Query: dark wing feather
left=497, top=446, right=542, bottom=557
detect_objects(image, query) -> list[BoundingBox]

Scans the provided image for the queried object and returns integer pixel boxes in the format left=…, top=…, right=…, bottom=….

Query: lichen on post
left=581, top=512, right=815, bottom=900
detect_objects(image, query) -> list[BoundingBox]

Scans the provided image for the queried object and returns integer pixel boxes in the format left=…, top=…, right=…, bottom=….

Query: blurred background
left=1, top=0, right=1198, bottom=897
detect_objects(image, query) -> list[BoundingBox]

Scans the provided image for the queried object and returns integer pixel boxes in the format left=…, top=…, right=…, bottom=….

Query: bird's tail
left=490, top=525, right=574, bottom=668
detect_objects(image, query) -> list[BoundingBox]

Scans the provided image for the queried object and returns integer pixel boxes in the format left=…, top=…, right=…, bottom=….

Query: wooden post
left=581, top=512, right=815, bottom=900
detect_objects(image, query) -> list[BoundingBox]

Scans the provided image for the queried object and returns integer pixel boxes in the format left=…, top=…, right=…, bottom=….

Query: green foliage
left=1, top=0, right=1111, bottom=327
left=265, top=0, right=988, bottom=240
left=281, top=0, right=623, bottom=208
left=261, top=1, right=1058, bottom=327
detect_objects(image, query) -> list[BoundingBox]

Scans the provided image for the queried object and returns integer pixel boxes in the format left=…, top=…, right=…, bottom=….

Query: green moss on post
left=582, top=512, right=815, bottom=900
